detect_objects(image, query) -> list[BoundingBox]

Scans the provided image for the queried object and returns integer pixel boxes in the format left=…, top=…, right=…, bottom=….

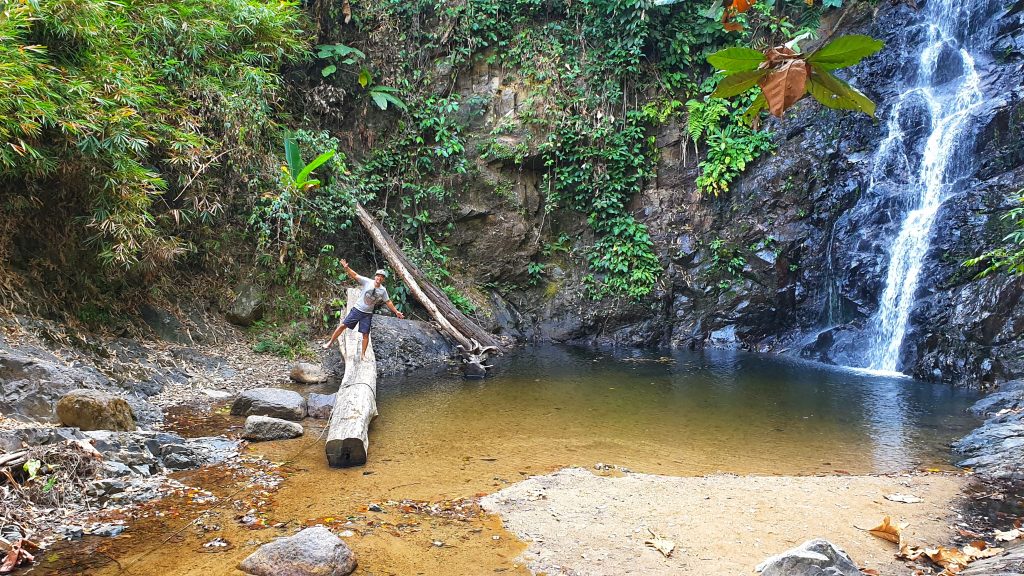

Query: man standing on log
left=323, top=259, right=404, bottom=360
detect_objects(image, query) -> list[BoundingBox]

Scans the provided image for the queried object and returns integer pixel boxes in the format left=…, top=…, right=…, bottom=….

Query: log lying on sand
left=325, top=287, right=379, bottom=468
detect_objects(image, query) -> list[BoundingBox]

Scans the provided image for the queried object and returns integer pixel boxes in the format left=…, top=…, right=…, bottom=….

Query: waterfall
left=860, top=0, right=994, bottom=372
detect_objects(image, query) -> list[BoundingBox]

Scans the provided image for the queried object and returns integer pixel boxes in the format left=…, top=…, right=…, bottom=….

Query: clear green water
left=363, top=345, right=981, bottom=476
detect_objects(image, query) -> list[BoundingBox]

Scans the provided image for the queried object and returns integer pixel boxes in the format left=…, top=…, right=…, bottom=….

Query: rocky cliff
left=439, top=0, right=1024, bottom=387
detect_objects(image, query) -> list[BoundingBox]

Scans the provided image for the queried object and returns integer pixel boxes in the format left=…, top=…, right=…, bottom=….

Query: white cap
left=375, top=269, right=388, bottom=279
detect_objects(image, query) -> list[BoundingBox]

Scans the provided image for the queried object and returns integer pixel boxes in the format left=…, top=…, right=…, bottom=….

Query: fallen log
left=325, top=287, right=379, bottom=468
left=354, top=203, right=499, bottom=351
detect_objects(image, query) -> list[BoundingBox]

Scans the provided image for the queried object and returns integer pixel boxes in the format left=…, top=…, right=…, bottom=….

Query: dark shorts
left=342, top=308, right=374, bottom=334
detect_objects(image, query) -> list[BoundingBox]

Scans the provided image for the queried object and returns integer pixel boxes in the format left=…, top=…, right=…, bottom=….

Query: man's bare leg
left=323, top=322, right=348, bottom=349
left=360, top=333, right=370, bottom=360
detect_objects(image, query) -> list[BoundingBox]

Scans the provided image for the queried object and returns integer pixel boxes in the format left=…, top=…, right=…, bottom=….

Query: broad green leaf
left=807, top=68, right=876, bottom=116
left=380, top=93, right=408, bottom=111
left=742, top=93, right=767, bottom=126
left=712, top=69, right=767, bottom=98
left=707, top=47, right=766, bottom=72
left=807, top=34, right=884, bottom=70
left=295, top=149, right=335, bottom=184
left=358, top=68, right=372, bottom=88
left=371, top=91, right=388, bottom=110
left=321, top=64, right=337, bottom=77
left=283, top=134, right=302, bottom=177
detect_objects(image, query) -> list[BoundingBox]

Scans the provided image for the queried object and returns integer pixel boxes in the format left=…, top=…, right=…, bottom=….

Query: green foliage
left=543, top=113, right=661, bottom=300
left=527, top=262, right=546, bottom=286
left=0, top=0, right=306, bottom=270
left=251, top=131, right=361, bottom=264
left=317, top=43, right=366, bottom=77
left=965, top=194, right=1024, bottom=278
left=252, top=325, right=313, bottom=359
left=688, top=96, right=776, bottom=196
left=706, top=34, right=883, bottom=121
left=442, top=285, right=477, bottom=315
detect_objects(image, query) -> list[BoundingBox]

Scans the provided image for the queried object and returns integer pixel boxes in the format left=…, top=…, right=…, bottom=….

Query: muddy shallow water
left=33, top=346, right=981, bottom=575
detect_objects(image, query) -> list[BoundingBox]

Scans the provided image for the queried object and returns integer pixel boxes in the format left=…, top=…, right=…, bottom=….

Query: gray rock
left=242, top=416, right=304, bottom=441
left=960, top=540, right=1024, bottom=575
left=969, top=379, right=1024, bottom=416
left=708, top=325, right=739, bottom=348
left=307, top=393, right=335, bottom=419
left=755, top=539, right=862, bottom=576
left=290, top=362, right=327, bottom=384
left=56, top=389, right=136, bottom=431
left=369, top=316, right=455, bottom=376
left=238, top=526, right=356, bottom=576
left=0, top=427, right=85, bottom=452
left=231, top=388, right=306, bottom=421
left=0, top=350, right=111, bottom=422
left=954, top=408, right=1024, bottom=480
left=139, top=303, right=189, bottom=344
left=226, top=284, right=265, bottom=327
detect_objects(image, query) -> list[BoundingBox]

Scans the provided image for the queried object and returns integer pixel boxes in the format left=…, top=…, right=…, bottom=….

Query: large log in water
left=325, top=288, right=378, bottom=467
left=354, top=204, right=499, bottom=350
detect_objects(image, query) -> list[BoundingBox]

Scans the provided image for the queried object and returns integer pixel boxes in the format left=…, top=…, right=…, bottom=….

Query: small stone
left=231, top=388, right=306, bottom=421
left=89, top=524, right=126, bottom=537
left=238, top=526, right=356, bottom=576
left=368, top=503, right=383, bottom=513
left=290, top=362, right=328, bottom=384
left=242, top=416, right=303, bottom=442
left=756, top=538, right=861, bottom=576
left=307, top=393, right=335, bottom=419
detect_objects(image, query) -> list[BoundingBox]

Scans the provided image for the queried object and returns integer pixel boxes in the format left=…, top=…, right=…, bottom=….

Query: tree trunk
left=354, top=203, right=499, bottom=350
left=325, top=287, right=378, bottom=467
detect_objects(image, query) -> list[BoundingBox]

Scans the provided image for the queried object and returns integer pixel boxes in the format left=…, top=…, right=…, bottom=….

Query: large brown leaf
left=758, top=59, right=809, bottom=117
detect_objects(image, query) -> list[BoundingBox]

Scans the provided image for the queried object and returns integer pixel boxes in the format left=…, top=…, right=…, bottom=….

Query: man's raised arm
left=340, top=259, right=359, bottom=281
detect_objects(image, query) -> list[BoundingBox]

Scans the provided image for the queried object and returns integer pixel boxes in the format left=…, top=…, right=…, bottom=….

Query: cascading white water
left=862, top=0, right=991, bottom=372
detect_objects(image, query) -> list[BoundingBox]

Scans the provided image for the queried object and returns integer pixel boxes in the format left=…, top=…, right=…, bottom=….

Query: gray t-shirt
left=354, top=275, right=389, bottom=313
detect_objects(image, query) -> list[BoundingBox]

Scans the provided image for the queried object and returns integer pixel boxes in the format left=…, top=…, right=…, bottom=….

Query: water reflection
left=371, top=345, right=979, bottom=475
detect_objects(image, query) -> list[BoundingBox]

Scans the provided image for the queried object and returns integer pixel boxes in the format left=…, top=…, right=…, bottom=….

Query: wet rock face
left=370, top=316, right=454, bottom=376
left=56, top=389, right=136, bottom=431
left=239, top=526, right=357, bottom=576
left=306, top=393, right=335, bottom=419
left=230, top=388, right=306, bottom=421
left=954, top=380, right=1024, bottom=479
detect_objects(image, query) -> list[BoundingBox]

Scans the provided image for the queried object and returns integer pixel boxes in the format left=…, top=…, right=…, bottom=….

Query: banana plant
left=283, top=134, right=336, bottom=191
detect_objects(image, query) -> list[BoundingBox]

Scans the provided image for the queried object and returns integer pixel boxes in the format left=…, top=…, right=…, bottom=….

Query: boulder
left=139, top=303, right=189, bottom=344
left=0, top=350, right=111, bottom=422
left=231, top=388, right=306, bottom=421
left=243, top=416, right=303, bottom=441
left=226, top=284, right=265, bottom=327
left=290, top=362, right=327, bottom=384
left=306, top=393, right=335, bottom=419
left=238, top=526, right=356, bottom=576
left=56, top=389, right=136, bottom=431
left=755, top=539, right=862, bottom=576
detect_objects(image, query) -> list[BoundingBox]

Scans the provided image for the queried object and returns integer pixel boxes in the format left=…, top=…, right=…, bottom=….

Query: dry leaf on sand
left=644, top=529, right=675, bottom=558
left=859, top=516, right=907, bottom=544
left=884, top=493, right=924, bottom=504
